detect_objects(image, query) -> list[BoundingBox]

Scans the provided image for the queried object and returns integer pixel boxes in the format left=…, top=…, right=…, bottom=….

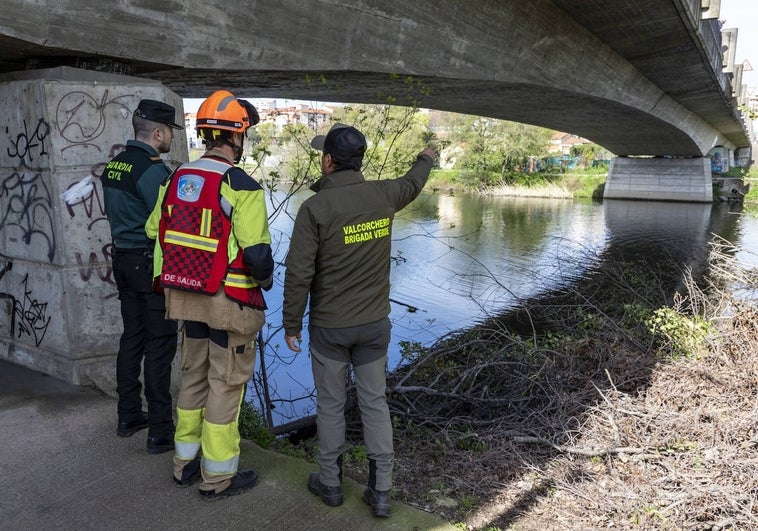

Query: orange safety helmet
left=195, top=90, right=259, bottom=134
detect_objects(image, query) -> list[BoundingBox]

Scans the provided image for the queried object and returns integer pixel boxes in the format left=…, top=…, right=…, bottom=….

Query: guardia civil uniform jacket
left=102, top=139, right=171, bottom=249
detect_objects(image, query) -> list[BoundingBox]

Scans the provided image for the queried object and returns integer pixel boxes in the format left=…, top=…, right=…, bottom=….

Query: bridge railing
left=700, top=17, right=730, bottom=95
left=674, top=0, right=731, bottom=97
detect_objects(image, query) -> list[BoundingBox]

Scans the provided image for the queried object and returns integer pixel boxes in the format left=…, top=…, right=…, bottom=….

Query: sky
left=721, top=0, right=758, bottom=95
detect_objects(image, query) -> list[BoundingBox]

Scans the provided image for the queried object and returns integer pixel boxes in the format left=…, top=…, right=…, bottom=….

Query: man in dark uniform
left=101, top=99, right=182, bottom=454
left=282, top=123, right=436, bottom=517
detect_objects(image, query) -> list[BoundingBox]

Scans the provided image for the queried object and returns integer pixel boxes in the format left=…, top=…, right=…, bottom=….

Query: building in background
left=185, top=101, right=335, bottom=152
left=548, top=132, right=593, bottom=155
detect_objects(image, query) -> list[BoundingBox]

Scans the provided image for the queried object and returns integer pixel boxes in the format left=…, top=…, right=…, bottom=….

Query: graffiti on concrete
left=6, top=118, right=50, bottom=162
left=56, top=90, right=132, bottom=152
left=63, top=144, right=125, bottom=230
left=63, top=143, right=127, bottom=293
left=1, top=120, right=56, bottom=262
left=75, top=245, right=116, bottom=292
left=0, top=257, right=51, bottom=347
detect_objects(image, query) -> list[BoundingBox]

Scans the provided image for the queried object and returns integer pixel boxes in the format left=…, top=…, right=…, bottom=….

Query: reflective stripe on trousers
left=172, top=321, right=257, bottom=487
left=174, top=406, right=203, bottom=460
left=174, top=406, right=243, bottom=475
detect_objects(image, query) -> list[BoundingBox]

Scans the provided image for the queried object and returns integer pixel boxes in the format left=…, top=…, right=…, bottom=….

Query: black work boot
left=117, top=412, right=148, bottom=438
left=363, top=487, right=391, bottom=517
left=363, top=458, right=391, bottom=517
left=307, top=472, right=343, bottom=507
left=198, top=469, right=258, bottom=501
left=173, top=456, right=201, bottom=488
left=147, top=433, right=174, bottom=454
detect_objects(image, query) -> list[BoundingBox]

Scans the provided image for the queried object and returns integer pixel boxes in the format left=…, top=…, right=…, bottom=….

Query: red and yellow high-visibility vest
left=157, top=159, right=265, bottom=310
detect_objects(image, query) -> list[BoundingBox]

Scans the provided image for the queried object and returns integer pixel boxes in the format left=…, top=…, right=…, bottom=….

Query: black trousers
left=112, top=249, right=178, bottom=438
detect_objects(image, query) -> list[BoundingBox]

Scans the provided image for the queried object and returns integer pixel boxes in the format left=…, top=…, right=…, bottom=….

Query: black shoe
left=198, top=469, right=258, bottom=501
left=117, top=412, right=148, bottom=438
left=146, top=434, right=174, bottom=454
left=363, top=487, right=391, bottom=517
left=307, top=472, right=343, bottom=507
left=174, top=456, right=201, bottom=488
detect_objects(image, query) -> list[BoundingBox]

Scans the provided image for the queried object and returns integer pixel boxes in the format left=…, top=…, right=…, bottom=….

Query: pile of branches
left=365, top=237, right=758, bottom=530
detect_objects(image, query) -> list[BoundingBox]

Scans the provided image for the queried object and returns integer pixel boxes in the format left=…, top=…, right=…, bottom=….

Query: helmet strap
left=224, top=134, right=245, bottom=163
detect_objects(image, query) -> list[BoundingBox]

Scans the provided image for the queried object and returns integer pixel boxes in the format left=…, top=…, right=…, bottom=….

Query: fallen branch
left=513, top=435, right=648, bottom=457
left=269, top=414, right=316, bottom=436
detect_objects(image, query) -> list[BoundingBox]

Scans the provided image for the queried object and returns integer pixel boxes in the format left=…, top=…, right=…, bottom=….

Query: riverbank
left=244, top=165, right=758, bottom=527
left=428, top=166, right=758, bottom=204
left=427, top=167, right=606, bottom=198
left=326, top=237, right=758, bottom=529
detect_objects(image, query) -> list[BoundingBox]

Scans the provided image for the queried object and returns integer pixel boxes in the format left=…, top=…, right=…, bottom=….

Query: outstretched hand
left=285, top=333, right=302, bottom=353
left=420, top=145, right=438, bottom=161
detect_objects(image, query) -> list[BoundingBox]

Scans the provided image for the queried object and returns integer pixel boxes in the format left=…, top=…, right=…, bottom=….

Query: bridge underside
left=146, top=69, right=705, bottom=158
left=0, top=0, right=750, bottom=158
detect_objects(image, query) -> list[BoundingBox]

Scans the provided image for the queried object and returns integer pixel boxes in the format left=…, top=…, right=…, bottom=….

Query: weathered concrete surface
left=0, top=359, right=456, bottom=531
left=0, top=67, right=186, bottom=390
left=0, top=0, right=749, bottom=157
left=604, top=157, right=714, bottom=202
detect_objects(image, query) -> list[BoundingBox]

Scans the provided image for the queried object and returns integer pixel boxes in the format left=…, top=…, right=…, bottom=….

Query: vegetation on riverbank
left=428, top=167, right=608, bottom=199
left=373, top=232, right=757, bottom=529
left=239, top=226, right=758, bottom=529
left=375, top=236, right=757, bottom=529
left=431, top=163, right=758, bottom=204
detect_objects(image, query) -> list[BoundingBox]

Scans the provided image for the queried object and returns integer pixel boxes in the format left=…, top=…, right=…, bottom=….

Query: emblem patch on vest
left=177, top=174, right=205, bottom=202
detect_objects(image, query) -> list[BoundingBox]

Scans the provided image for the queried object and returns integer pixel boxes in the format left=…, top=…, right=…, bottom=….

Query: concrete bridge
left=0, top=2, right=754, bottom=181
left=0, top=0, right=752, bottom=387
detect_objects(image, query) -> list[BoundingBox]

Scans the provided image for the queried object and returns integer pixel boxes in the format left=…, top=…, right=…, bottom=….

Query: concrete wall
left=604, top=157, right=713, bottom=203
left=0, top=67, right=187, bottom=391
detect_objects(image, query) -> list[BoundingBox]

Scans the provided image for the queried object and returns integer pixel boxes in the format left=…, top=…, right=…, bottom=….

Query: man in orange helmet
left=146, top=90, right=273, bottom=500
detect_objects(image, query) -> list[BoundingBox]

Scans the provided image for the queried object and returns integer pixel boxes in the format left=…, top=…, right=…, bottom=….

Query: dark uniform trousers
left=112, top=248, right=178, bottom=437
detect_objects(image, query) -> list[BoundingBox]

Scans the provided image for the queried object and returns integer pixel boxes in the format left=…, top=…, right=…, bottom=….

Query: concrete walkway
left=0, top=359, right=456, bottom=530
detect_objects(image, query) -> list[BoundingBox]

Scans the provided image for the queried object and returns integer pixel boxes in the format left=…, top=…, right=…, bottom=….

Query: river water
left=250, top=189, right=756, bottom=425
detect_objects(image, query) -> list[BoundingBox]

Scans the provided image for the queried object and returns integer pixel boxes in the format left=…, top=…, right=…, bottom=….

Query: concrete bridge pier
left=604, top=157, right=713, bottom=203
left=0, top=67, right=186, bottom=392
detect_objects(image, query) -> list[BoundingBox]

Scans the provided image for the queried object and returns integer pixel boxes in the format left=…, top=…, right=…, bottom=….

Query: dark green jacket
left=101, top=140, right=172, bottom=249
left=282, top=153, right=434, bottom=335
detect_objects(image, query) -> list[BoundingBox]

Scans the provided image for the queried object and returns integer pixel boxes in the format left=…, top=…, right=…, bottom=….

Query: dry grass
left=344, top=238, right=758, bottom=530
left=480, top=183, right=573, bottom=199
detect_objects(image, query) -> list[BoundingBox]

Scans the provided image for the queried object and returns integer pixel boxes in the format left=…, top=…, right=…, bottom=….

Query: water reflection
left=389, top=194, right=607, bottom=337
left=253, top=191, right=744, bottom=425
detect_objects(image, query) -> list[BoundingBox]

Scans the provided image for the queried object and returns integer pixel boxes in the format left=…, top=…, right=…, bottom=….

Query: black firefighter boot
left=362, top=458, right=391, bottom=517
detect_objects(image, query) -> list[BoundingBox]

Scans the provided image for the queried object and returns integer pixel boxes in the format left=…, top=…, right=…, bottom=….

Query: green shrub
left=238, top=400, right=276, bottom=449
left=644, top=307, right=713, bottom=359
